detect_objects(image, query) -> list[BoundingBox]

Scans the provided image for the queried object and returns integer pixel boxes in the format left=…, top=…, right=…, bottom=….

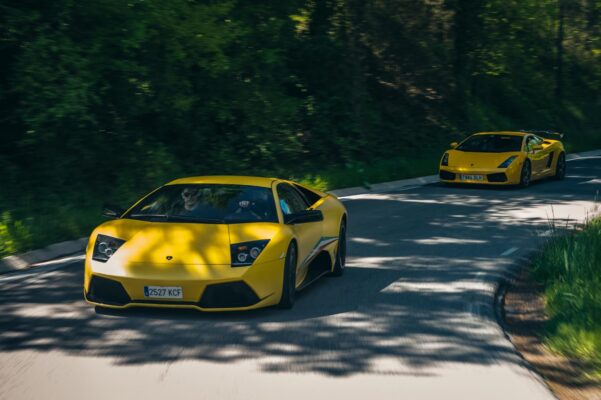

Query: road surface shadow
left=0, top=158, right=599, bottom=377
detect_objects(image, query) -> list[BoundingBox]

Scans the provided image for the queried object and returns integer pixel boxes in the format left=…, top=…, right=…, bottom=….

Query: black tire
left=519, top=160, right=531, bottom=188
left=278, top=242, right=297, bottom=309
left=554, top=152, right=566, bottom=180
left=330, top=220, right=347, bottom=277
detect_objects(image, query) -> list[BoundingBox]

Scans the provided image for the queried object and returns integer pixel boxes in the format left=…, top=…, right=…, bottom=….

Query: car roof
left=166, top=175, right=277, bottom=188
left=473, top=131, right=527, bottom=137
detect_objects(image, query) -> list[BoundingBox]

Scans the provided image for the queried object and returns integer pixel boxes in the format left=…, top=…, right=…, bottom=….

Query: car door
left=525, top=135, right=548, bottom=178
left=276, top=183, right=323, bottom=287
left=537, top=136, right=557, bottom=176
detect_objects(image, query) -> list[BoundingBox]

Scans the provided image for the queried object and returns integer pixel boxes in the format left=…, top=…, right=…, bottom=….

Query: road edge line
left=0, top=237, right=87, bottom=275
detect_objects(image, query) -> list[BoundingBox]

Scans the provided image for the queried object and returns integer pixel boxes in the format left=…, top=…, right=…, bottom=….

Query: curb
left=329, top=175, right=438, bottom=198
left=493, top=258, right=560, bottom=400
left=0, top=237, right=88, bottom=274
left=2, top=147, right=600, bottom=274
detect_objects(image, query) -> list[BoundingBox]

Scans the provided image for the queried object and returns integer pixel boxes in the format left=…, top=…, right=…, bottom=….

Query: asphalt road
left=1, top=157, right=600, bottom=400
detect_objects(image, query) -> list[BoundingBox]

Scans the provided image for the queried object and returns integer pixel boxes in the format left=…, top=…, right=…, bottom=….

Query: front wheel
left=330, top=220, right=347, bottom=277
left=554, top=152, right=566, bottom=180
left=519, top=160, right=531, bottom=188
left=278, top=242, right=297, bottom=309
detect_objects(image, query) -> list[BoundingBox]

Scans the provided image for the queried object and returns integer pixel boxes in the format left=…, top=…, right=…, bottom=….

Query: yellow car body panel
left=439, top=131, right=566, bottom=185
left=84, top=176, right=347, bottom=312
left=168, top=175, right=275, bottom=188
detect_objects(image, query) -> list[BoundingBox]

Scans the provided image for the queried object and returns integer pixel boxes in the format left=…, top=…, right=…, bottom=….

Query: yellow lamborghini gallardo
left=84, top=176, right=347, bottom=311
left=439, top=131, right=566, bottom=187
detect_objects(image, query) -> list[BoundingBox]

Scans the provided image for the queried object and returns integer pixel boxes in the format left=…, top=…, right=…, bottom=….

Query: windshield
left=124, top=184, right=278, bottom=224
left=456, top=134, right=523, bottom=153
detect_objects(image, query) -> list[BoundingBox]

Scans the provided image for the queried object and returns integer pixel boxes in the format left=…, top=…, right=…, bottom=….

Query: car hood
left=447, top=150, right=521, bottom=169
left=90, top=219, right=281, bottom=265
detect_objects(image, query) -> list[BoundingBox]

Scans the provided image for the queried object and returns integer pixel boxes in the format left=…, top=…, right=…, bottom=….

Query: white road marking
left=567, top=156, right=601, bottom=162
left=500, top=247, right=519, bottom=257
left=407, top=237, right=487, bottom=245
left=0, top=264, right=65, bottom=285
left=32, top=253, right=85, bottom=267
left=0, top=255, right=84, bottom=284
left=579, top=178, right=601, bottom=185
left=339, top=185, right=420, bottom=200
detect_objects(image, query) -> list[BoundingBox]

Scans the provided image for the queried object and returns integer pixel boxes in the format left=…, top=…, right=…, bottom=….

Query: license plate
left=460, top=174, right=484, bottom=181
left=144, top=286, right=183, bottom=299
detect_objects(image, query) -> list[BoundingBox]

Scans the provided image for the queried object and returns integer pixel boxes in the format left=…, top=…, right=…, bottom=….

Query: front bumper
left=83, top=256, right=285, bottom=312
left=439, top=166, right=520, bottom=185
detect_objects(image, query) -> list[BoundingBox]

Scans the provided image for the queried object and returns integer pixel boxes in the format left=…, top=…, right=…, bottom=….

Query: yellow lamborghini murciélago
left=439, top=131, right=566, bottom=187
left=84, top=176, right=347, bottom=311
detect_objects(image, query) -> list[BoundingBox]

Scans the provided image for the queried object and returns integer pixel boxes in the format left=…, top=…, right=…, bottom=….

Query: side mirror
left=284, top=209, right=323, bottom=225
left=531, top=144, right=543, bottom=152
left=102, top=204, right=124, bottom=219
left=450, top=142, right=459, bottom=149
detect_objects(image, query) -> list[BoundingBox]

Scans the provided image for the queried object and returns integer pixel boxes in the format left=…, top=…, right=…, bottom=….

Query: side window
left=526, top=135, right=543, bottom=152
left=277, top=184, right=308, bottom=215
left=293, top=184, right=322, bottom=206
left=525, top=136, right=535, bottom=151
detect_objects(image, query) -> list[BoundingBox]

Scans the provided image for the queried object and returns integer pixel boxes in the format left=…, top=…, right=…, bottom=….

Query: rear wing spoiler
left=519, top=130, right=565, bottom=140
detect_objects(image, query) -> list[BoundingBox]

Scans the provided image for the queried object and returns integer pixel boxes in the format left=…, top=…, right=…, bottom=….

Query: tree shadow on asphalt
left=0, top=159, right=599, bottom=377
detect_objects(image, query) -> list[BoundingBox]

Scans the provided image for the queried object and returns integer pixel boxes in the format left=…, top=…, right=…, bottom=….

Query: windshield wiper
left=130, top=213, right=169, bottom=219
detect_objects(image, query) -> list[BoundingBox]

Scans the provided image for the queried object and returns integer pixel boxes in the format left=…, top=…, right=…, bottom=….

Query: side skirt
left=298, top=251, right=333, bottom=291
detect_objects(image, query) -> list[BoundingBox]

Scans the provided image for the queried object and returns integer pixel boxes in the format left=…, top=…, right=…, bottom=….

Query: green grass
left=531, top=216, right=601, bottom=378
left=0, top=200, right=102, bottom=258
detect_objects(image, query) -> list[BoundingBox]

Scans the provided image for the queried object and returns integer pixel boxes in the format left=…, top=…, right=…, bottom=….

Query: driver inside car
left=230, top=190, right=273, bottom=221
left=170, top=187, right=205, bottom=215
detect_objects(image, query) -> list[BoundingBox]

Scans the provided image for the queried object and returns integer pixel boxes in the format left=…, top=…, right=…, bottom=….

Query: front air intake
left=199, top=281, right=260, bottom=308
left=487, top=173, right=508, bottom=182
left=439, top=170, right=456, bottom=180
left=86, top=275, right=131, bottom=306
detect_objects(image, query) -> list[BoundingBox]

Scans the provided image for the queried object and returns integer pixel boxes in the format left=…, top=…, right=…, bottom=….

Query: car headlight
left=231, top=240, right=270, bottom=267
left=441, top=153, right=449, bottom=166
left=92, top=234, right=126, bottom=262
left=498, top=156, right=517, bottom=168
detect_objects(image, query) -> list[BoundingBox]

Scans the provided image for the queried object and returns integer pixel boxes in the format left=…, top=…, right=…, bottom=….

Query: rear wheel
left=330, top=220, right=347, bottom=277
left=278, top=242, right=297, bottom=309
left=554, top=152, right=566, bottom=180
left=519, top=160, right=531, bottom=188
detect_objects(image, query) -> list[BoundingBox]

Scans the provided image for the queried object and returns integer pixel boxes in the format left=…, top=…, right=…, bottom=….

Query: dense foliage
left=1, top=0, right=600, bottom=255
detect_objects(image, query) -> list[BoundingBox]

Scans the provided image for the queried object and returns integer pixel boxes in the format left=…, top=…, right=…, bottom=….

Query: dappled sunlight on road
left=0, top=158, right=599, bottom=400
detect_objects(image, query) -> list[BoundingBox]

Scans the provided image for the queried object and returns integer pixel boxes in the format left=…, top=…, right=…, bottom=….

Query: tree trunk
left=555, top=0, right=565, bottom=101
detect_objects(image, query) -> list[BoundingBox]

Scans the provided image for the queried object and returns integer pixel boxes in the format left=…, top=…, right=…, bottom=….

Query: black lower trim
left=134, top=300, right=199, bottom=306
left=199, top=281, right=260, bottom=309
left=86, top=275, right=131, bottom=306
left=298, top=251, right=331, bottom=291
left=439, top=170, right=456, bottom=180
left=487, top=172, right=508, bottom=182
left=87, top=275, right=262, bottom=310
